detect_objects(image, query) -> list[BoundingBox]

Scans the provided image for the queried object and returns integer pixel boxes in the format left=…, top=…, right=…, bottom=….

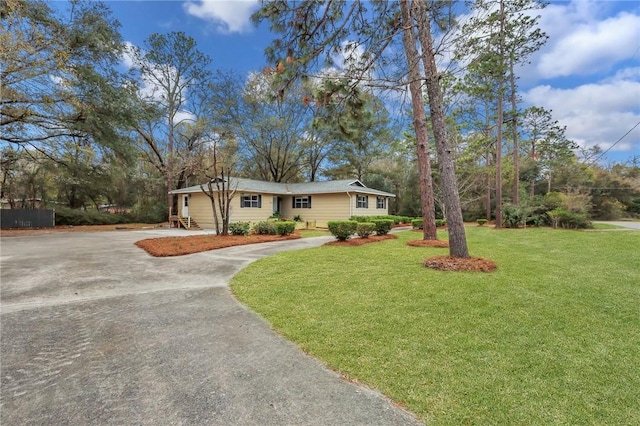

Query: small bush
left=372, top=219, right=394, bottom=235
left=547, top=208, right=591, bottom=229
left=412, top=219, right=423, bottom=229
left=55, top=207, right=130, bottom=226
left=253, top=220, right=278, bottom=235
left=435, top=219, right=447, bottom=227
left=275, top=221, right=296, bottom=236
left=349, top=215, right=368, bottom=223
left=477, top=219, right=488, bottom=226
left=293, top=215, right=303, bottom=222
left=350, top=215, right=404, bottom=224
left=229, top=221, right=250, bottom=236
left=328, top=220, right=357, bottom=241
left=356, top=222, right=376, bottom=238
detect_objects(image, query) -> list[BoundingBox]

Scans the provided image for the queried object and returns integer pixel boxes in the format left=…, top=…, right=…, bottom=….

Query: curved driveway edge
left=1, top=230, right=424, bottom=425
left=592, top=221, right=640, bottom=230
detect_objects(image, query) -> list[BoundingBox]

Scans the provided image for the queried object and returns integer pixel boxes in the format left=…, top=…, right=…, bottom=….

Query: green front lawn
left=231, top=227, right=640, bottom=425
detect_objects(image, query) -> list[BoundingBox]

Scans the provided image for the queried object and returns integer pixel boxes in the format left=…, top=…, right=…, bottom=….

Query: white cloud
left=537, top=12, right=640, bottom=78
left=523, top=72, right=640, bottom=154
left=119, top=41, right=198, bottom=125
left=120, top=42, right=136, bottom=69
left=183, top=0, right=259, bottom=34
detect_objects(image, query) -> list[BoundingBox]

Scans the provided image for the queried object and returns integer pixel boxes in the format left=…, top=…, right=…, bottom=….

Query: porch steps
left=178, top=217, right=201, bottom=230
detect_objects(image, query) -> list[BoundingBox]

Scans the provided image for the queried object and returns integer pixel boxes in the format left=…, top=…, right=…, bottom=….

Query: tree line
left=2, top=0, right=638, bottom=254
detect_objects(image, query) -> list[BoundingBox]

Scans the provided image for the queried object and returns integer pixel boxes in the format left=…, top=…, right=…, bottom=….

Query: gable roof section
left=170, top=178, right=395, bottom=197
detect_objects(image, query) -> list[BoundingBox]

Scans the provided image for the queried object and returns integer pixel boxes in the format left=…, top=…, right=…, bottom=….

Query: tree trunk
left=496, top=96, right=503, bottom=228
left=167, top=114, right=175, bottom=217
left=414, top=1, right=469, bottom=258
left=486, top=151, right=492, bottom=221
left=510, top=62, right=519, bottom=205
left=530, top=139, right=536, bottom=197
left=494, top=0, right=505, bottom=229
left=399, top=0, right=437, bottom=240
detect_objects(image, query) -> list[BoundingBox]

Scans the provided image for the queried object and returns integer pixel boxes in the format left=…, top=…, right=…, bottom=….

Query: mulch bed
left=324, top=234, right=398, bottom=246
left=406, top=239, right=449, bottom=248
left=135, top=233, right=301, bottom=257
left=423, top=256, right=497, bottom=272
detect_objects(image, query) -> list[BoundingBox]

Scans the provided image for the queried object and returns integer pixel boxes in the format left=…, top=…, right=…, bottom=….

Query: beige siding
left=352, top=194, right=390, bottom=218
left=179, top=192, right=276, bottom=229
left=179, top=191, right=390, bottom=229
left=229, top=193, right=275, bottom=223
left=281, top=193, right=352, bottom=228
left=186, top=193, right=216, bottom=229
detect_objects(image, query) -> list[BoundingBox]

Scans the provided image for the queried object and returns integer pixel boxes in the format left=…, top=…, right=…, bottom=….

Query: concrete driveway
left=594, top=221, right=640, bottom=230
left=1, top=230, right=422, bottom=425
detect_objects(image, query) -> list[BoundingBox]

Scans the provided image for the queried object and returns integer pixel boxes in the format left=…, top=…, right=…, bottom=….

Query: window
left=240, top=194, right=261, bottom=208
left=356, top=194, right=368, bottom=208
left=376, top=197, right=386, bottom=209
left=292, top=196, right=312, bottom=209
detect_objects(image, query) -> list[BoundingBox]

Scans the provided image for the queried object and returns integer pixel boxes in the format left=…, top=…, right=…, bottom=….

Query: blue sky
left=102, top=0, right=639, bottom=165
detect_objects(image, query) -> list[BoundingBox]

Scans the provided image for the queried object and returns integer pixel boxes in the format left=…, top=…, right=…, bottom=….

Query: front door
left=273, top=196, right=280, bottom=216
left=182, top=194, right=189, bottom=217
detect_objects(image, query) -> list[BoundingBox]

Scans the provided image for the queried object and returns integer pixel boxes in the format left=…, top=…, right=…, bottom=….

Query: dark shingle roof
left=170, top=178, right=395, bottom=197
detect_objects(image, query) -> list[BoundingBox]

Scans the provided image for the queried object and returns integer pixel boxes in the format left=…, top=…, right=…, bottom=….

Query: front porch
left=169, top=214, right=201, bottom=230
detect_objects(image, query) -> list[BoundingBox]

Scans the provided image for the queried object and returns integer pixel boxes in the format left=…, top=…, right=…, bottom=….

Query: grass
left=298, top=229, right=331, bottom=238
left=231, top=226, right=640, bottom=425
left=591, top=222, right=625, bottom=229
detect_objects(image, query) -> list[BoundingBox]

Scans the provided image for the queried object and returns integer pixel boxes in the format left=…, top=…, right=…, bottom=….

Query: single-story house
left=169, top=178, right=395, bottom=229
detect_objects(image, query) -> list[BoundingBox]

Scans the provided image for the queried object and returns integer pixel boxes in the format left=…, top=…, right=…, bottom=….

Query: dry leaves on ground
left=423, top=256, right=497, bottom=272
left=406, top=239, right=450, bottom=248
left=1, top=223, right=160, bottom=237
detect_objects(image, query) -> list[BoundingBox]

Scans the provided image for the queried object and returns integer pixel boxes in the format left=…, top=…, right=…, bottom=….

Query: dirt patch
left=136, top=233, right=301, bottom=257
left=406, top=239, right=449, bottom=248
left=324, top=234, right=398, bottom=247
left=423, top=256, right=497, bottom=272
left=1, top=223, right=164, bottom=237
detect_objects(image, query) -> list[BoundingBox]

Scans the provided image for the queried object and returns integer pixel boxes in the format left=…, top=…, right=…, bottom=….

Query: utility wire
left=587, top=120, right=640, bottom=166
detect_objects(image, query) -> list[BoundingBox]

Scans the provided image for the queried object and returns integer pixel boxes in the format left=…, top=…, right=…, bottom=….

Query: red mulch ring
left=324, top=234, right=398, bottom=246
left=406, top=239, right=449, bottom=248
left=136, top=233, right=301, bottom=257
left=423, top=256, right=497, bottom=272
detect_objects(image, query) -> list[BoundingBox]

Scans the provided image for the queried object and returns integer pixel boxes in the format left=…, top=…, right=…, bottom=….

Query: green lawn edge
left=231, top=227, right=640, bottom=425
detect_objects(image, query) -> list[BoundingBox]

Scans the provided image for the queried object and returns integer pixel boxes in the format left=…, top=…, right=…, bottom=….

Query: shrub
left=502, top=204, right=523, bottom=228
left=349, top=215, right=368, bottom=223
left=356, top=222, right=376, bottom=238
left=131, top=202, right=167, bottom=223
left=55, top=207, right=130, bottom=226
left=293, top=215, right=303, bottom=222
left=477, top=219, right=488, bottom=226
left=547, top=208, right=592, bottom=229
left=435, top=219, right=447, bottom=227
left=275, top=221, right=296, bottom=236
left=412, top=219, right=423, bottom=229
left=229, top=221, right=250, bottom=236
left=350, top=215, right=404, bottom=224
left=327, top=220, right=357, bottom=241
left=372, top=219, right=394, bottom=235
left=253, top=220, right=278, bottom=235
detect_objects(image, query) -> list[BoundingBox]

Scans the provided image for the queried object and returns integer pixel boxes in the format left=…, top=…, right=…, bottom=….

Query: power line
left=588, top=120, right=640, bottom=166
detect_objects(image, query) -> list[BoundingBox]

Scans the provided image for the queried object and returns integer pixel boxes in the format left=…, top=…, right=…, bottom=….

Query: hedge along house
left=168, top=178, right=395, bottom=229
